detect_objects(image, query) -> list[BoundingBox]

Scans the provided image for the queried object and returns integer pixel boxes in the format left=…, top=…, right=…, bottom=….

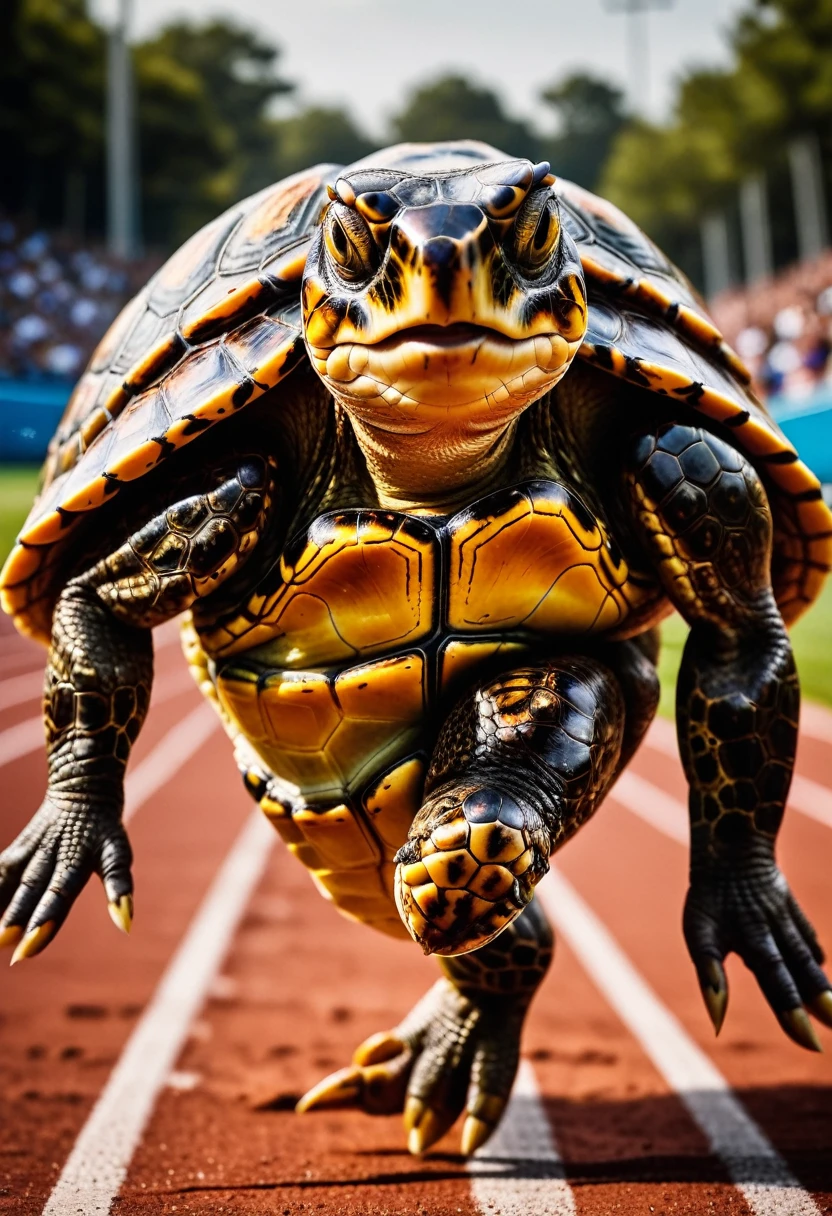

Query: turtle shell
left=553, top=178, right=832, bottom=624
left=2, top=144, right=830, bottom=642
left=1, top=164, right=337, bottom=639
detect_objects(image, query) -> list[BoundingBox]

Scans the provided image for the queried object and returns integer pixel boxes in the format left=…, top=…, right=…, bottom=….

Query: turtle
left=2, top=140, right=832, bottom=1159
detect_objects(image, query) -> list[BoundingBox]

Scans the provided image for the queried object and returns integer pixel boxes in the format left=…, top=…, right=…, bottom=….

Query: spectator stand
left=0, top=216, right=156, bottom=462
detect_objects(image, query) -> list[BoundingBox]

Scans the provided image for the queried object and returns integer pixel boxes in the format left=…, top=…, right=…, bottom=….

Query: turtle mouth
left=369, top=322, right=512, bottom=350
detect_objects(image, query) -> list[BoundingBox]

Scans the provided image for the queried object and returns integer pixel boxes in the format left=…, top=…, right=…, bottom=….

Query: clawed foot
left=297, top=977, right=526, bottom=1156
left=685, top=858, right=832, bottom=1050
left=0, top=794, right=133, bottom=962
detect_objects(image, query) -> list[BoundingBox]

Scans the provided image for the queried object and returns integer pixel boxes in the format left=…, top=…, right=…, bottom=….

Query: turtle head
left=301, top=155, right=587, bottom=434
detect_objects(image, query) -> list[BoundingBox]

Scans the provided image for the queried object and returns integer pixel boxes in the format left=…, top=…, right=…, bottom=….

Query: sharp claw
left=461, top=1114, right=493, bottom=1156
left=406, top=1106, right=447, bottom=1156
left=10, top=920, right=55, bottom=965
left=698, top=959, right=728, bottom=1035
left=808, top=990, right=832, bottom=1030
left=107, top=894, right=133, bottom=935
left=0, top=925, right=23, bottom=950
left=295, top=1065, right=363, bottom=1113
left=352, top=1031, right=406, bottom=1067
left=403, top=1094, right=426, bottom=1134
left=779, top=1006, right=823, bottom=1053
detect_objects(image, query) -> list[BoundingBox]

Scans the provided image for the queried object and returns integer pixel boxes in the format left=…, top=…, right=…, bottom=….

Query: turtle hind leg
left=296, top=898, right=553, bottom=1157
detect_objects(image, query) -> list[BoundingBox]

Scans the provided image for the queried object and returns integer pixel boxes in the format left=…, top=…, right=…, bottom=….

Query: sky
left=99, top=0, right=748, bottom=136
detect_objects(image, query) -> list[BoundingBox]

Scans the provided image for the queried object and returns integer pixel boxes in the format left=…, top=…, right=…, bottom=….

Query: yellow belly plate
left=202, top=480, right=656, bottom=936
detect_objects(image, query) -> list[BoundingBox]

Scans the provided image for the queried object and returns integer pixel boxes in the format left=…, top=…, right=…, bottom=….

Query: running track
left=1, top=612, right=831, bottom=1215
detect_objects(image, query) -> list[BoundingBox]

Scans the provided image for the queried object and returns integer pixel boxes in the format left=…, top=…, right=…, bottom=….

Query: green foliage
left=274, top=107, right=375, bottom=178
left=136, top=19, right=292, bottom=245
left=0, top=1, right=294, bottom=247
left=0, top=0, right=106, bottom=223
left=391, top=75, right=540, bottom=160
left=601, top=0, right=832, bottom=279
left=0, top=467, right=40, bottom=567
left=539, top=73, right=627, bottom=192
left=658, top=576, right=832, bottom=717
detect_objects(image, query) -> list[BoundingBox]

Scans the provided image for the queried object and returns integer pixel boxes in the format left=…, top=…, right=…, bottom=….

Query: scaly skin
left=0, top=457, right=275, bottom=957
left=395, top=657, right=626, bottom=955
left=625, top=421, right=832, bottom=1047
left=297, top=898, right=554, bottom=1156
left=301, top=639, right=657, bottom=1154
left=0, top=585, right=149, bottom=959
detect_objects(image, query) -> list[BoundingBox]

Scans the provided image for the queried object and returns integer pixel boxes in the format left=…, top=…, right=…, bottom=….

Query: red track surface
left=1, top=612, right=831, bottom=1215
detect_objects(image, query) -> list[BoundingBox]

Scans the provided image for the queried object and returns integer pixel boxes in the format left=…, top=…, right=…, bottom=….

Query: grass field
left=1, top=463, right=830, bottom=710
left=0, top=465, right=39, bottom=572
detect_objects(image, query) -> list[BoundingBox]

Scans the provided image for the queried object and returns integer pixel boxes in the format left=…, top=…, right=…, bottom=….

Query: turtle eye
left=324, top=203, right=377, bottom=282
left=509, top=190, right=560, bottom=278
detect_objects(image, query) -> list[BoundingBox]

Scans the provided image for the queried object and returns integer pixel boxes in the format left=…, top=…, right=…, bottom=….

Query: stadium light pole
left=603, top=0, right=676, bottom=116
left=106, top=0, right=140, bottom=260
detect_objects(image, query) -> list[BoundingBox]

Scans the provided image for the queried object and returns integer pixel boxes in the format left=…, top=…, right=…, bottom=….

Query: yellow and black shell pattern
left=0, top=164, right=339, bottom=641
left=553, top=177, right=832, bottom=622
left=2, top=140, right=831, bottom=644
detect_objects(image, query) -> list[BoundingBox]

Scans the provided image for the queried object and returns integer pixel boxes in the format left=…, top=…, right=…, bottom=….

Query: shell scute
left=179, top=274, right=277, bottom=344
left=89, top=290, right=148, bottom=374
left=147, top=208, right=243, bottom=319
left=224, top=315, right=299, bottom=382
left=1, top=165, right=335, bottom=639
left=220, top=167, right=336, bottom=274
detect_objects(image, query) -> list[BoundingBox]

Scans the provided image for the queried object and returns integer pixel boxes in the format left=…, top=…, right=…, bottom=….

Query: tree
left=600, top=0, right=832, bottom=281
left=137, top=20, right=293, bottom=242
left=390, top=75, right=539, bottom=160
left=539, top=73, right=627, bottom=191
left=274, top=107, right=375, bottom=178
left=0, top=0, right=106, bottom=226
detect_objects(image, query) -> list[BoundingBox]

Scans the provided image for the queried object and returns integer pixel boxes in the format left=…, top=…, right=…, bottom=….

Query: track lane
left=580, top=748, right=832, bottom=1204
left=2, top=611, right=832, bottom=1211
left=0, top=650, right=238, bottom=1214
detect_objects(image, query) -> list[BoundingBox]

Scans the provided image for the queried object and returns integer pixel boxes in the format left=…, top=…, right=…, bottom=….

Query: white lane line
left=42, top=809, right=274, bottom=1216
left=469, top=1059, right=576, bottom=1215
left=798, top=702, right=832, bottom=747
left=0, top=715, right=42, bottom=769
left=0, top=669, right=198, bottom=772
left=539, top=874, right=821, bottom=1216
left=787, top=773, right=832, bottom=830
left=0, top=670, right=44, bottom=712
left=645, top=715, right=679, bottom=758
left=124, top=702, right=218, bottom=822
left=612, top=770, right=688, bottom=845
left=643, top=717, right=832, bottom=834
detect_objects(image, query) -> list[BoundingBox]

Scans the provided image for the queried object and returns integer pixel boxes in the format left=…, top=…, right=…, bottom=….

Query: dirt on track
left=1, top=615, right=832, bottom=1215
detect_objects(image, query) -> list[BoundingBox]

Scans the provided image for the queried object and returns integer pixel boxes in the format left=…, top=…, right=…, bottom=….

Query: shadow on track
left=157, top=1085, right=832, bottom=1199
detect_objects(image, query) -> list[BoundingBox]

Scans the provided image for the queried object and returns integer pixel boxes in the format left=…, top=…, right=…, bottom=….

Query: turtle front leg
left=625, top=421, right=832, bottom=1047
left=0, top=456, right=275, bottom=960
left=0, top=584, right=151, bottom=959
left=296, top=898, right=552, bottom=1156
left=395, top=657, right=626, bottom=956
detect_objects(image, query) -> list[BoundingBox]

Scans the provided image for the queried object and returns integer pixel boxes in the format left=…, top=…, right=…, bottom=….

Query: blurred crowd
left=711, top=250, right=832, bottom=406
left=0, top=217, right=155, bottom=382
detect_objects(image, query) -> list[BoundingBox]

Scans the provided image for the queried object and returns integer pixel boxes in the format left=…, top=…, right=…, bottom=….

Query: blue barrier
left=769, top=391, right=832, bottom=485
left=1, top=377, right=832, bottom=486
left=0, top=380, right=73, bottom=463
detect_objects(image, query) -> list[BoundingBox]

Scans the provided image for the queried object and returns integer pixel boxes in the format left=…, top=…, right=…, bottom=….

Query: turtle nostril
left=421, top=237, right=458, bottom=269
